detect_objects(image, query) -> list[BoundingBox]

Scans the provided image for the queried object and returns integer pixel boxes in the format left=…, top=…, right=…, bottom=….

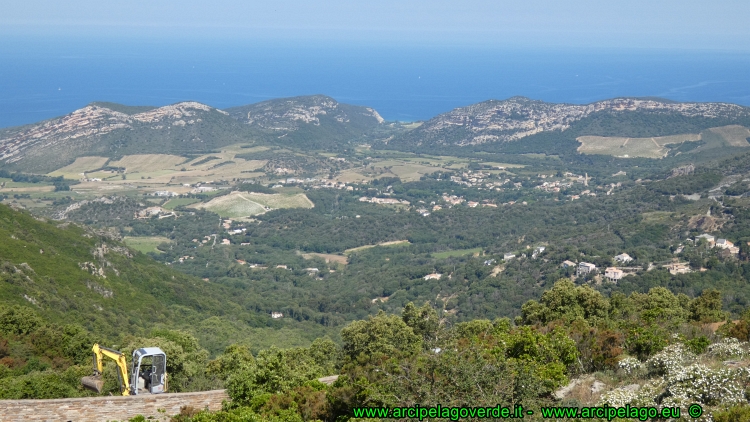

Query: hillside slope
left=0, top=102, right=264, bottom=173
left=225, top=95, right=386, bottom=150
left=0, top=203, right=271, bottom=348
left=380, top=97, right=750, bottom=156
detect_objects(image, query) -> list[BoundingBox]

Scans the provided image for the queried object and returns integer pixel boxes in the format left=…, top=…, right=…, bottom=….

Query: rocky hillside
left=225, top=95, right=386, bottom=150
left=382, top=97, right=750, bottom=151
left=0, top=102, right=262, bottom=174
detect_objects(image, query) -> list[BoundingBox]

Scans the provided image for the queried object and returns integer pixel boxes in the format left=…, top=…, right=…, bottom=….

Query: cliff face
left=386, top=97, right=750, bottom=148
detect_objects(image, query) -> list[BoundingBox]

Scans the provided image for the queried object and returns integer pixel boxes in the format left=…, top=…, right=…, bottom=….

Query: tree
left=401, top=302, right=439, bottom=343
left=689, top=289, right=727, bottom=323
left=340, top=311, right=421, bottom=361
left=519, top=279, right=609, bottom=325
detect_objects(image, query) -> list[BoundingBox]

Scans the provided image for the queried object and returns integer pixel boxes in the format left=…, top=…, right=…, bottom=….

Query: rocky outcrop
left=226, top=94, right=384, bottom=131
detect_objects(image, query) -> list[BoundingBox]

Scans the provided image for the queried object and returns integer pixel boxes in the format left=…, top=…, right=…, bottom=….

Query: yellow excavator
left=81, top=344, right=168, bottom=396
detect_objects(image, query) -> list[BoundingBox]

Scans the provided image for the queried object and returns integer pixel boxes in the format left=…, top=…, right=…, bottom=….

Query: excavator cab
left=130, top=347, right=167, bottom=395
left=81, top=344, right=167, bottom=396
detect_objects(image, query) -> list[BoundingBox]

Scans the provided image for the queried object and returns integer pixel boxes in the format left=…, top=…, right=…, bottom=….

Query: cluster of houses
left=359, top=196, right=410, bottom=205
left=448, top=171, right=501, bottom=188
left=134, top=206, right=176, bottom=219
left=694, top=233, right=739, bottom=256
left=274, top=177, right=355, bottom=191
left=562, top=252, right=635, bottom=283
left=501, top=246, right=546, bottom=262
left=559, top=235, right=742, bottom=282
left=535, top=180, right=571, bottom=193
left=152, top=190, right=178, bottom=197
left=569, top=190, right=597, bottom=201
left=442, top=194, right=465, bottom=205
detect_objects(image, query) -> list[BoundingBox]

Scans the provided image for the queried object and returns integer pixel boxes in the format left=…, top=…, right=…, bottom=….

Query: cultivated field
left=109, top=154, right=188, bottom=173
left=191, top=193, right=266, bottom=217
left=191, top=191, right=313, bottom=218
left=239, top=192, right=314, bottom=209
left=577, top=133, right=701, bottom=158
left=49, top=156, right=110, bottom=178
left=706, top=125, right=750, bottom=147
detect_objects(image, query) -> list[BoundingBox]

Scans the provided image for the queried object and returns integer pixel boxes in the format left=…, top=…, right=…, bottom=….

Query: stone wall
left=0, top=389, right=228, bottom=422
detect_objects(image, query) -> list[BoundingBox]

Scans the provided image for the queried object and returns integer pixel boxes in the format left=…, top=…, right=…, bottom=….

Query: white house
left=716, top=239, right=734, bottom=249
left=604, top=267, right=624, bottom=282
left=614, top=253, right=633, bottom=263
left=561, top=260, right=576, bottom=269
left=695, top=234, right=716, bottom=247
left=577, top=262, right=597, bottom=276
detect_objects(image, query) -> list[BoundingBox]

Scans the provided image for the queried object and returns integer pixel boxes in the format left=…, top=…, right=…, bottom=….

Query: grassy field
left=432, top=247, right=483, bottom=259
left=123, top=236, right=172, bottom=254
left=344, top=240, right=410, bottom=255
left=162, top=197, right=201, bottom=210
left=0, top=178, right=53, bottom=189
left=191, top=191, right=313, bottom=218
left=641, top=211, right=677, bottom=223
left=240, top=192, right=314, bottom=209
left=577, top=134, right=701, bottom=158
left=192, top=193, right=266, bottom=217
left=301, top=252, right=348, bottom=265
left=48, top=156, right=109, bottom=178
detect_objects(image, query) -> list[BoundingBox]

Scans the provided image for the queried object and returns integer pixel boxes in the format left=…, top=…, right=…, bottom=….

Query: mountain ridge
left=225, top=94, right=386, bottom=150
left=0, top=101, right=260, bottom=173
left=380, top=96, right=750, bottom=151
left=3, top=95, right=750, bottom=174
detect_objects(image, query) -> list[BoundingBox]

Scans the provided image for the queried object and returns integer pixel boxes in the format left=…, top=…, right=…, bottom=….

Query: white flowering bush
left=598, top=380, right=665, bottom=407
left=706, top=338, right=748, bottom=359
left=617, top=356, right=644, bottom=375
left=646, top=343, right=696, bottom=376
left=599, top=387, right=638, bottom=407
left=667, top=364, right=750, bottom=406
left=599, top=341, right=750, bottom=421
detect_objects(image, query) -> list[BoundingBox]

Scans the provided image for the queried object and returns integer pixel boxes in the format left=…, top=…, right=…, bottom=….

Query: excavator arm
left=81, top=344, right=131, bottom=396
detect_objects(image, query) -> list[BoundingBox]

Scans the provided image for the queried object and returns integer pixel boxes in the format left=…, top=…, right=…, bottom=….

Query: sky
left=2, top=0, right=750, bottom=50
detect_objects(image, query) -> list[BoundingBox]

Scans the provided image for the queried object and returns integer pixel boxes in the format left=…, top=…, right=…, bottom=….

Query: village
left=552, top=232, right=741, bottom=284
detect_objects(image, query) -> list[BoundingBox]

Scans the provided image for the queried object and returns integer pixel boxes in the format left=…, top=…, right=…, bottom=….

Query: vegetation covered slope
left=378, top=97, right=750, bottom=159
left=0, top=204, right=330, bottom=355
left=225, top=95, right=386, bottom=150
left=167, top=284, right=750, bottom=422
left=0, top=102, right=265, bottom=173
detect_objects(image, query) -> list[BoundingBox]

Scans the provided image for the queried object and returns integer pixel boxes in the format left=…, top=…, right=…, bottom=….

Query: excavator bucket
left=81, top=375, right=104, bottom=393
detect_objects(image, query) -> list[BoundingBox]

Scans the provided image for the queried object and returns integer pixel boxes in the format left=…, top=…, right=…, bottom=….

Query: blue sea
left=1, top=35, right=749, bottom=128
